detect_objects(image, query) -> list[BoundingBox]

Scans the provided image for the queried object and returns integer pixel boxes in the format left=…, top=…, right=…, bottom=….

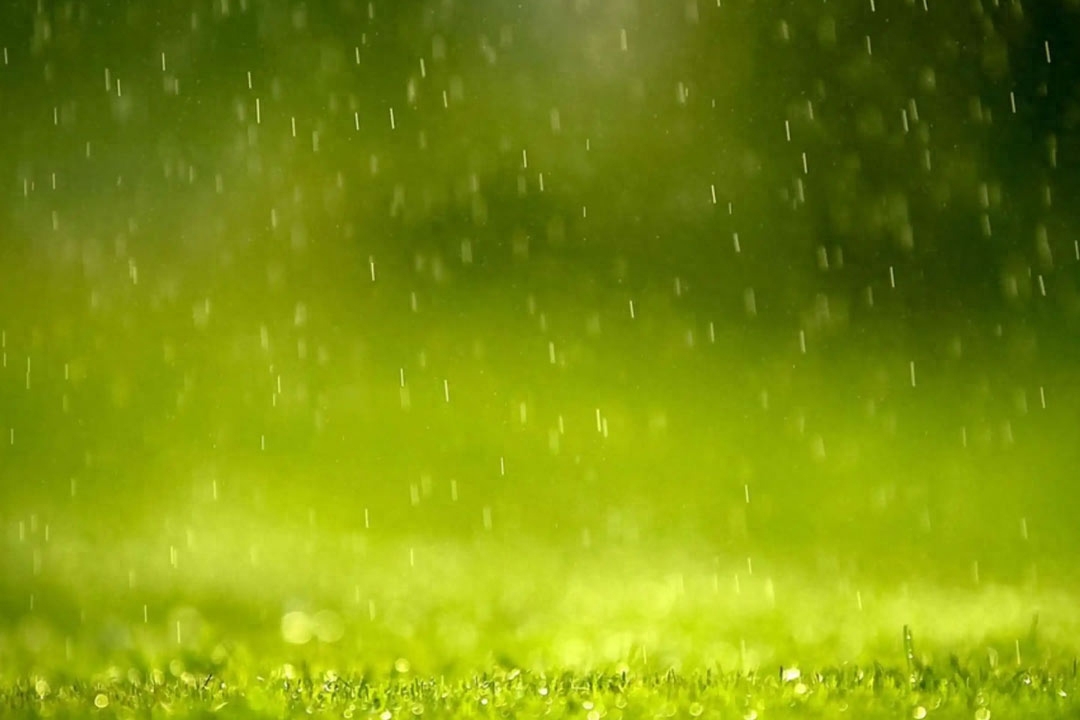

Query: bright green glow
left=2, top=530, right=1080, bottom=716
left=1, top=524, right=1075, bottom=673
left=1, top=0, right=1079, bottom=717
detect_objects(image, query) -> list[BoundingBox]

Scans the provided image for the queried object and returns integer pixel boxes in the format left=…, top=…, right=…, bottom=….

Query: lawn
left=3, top=524, right=1079, bottom=719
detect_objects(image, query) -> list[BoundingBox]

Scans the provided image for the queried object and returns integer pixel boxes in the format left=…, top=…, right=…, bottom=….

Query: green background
left=1, top=0, right=1079, bottom=677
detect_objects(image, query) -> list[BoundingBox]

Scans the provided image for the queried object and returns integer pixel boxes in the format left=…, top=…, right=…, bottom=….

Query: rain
left=1, top=0, right=1079, bottom=715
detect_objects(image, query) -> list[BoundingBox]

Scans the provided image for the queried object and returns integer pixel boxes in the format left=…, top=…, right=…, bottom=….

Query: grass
left=4, top=652, right=1079, bottom=719
left=3, top=517, right=1080, bottom=718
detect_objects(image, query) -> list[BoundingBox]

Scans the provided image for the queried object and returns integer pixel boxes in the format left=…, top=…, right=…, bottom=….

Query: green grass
left=3, top=522, right=1080, bottom=719
left=4, top=652, right=1079, bottom=719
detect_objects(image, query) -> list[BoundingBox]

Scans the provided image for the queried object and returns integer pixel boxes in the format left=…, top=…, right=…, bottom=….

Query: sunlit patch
left=312, top=609, right=345, bottom=643
left=280, top=612, right=313, bottom=645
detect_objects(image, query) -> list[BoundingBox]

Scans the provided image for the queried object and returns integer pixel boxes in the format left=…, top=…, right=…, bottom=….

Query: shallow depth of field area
left=2, top=0, right=1080, bottom=717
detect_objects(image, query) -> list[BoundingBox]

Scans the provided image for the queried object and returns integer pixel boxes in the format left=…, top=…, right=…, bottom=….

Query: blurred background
left=1, top=0, right=1079, bottom=674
